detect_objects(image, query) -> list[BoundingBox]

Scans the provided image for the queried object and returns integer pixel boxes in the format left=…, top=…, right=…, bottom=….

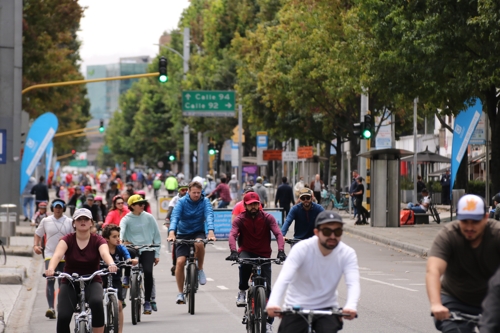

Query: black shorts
left=175, top=232, right=206, bottom=258
left=103, top=278, right=124, bottom=301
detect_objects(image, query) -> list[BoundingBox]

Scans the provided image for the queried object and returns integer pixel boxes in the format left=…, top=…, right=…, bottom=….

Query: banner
left=20, top=113, right=58, bottom=194
left=450, top=99, right=482, bottom=195
left=45, top=141, right=53, bottom=181
left=213, top=208, right=284, bottom=239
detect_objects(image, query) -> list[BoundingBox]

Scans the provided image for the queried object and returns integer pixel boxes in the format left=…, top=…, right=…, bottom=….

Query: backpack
left=400, top=210, right=415, bottom=225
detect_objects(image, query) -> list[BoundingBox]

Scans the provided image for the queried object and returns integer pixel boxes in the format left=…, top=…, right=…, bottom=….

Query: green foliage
left=400, top=176, right=414, bottom=190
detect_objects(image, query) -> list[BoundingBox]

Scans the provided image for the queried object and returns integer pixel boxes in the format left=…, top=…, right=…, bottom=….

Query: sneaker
left=198, top=269, right=207, bottom=285
left=45, top=308, right=56, bottom=319
left=171, top=265, right=176, bottom=276
left=122, top=300, right=126, bottom=309
left=176, top=293, right=185, bottom=304
left=236, top=290, right=247, bottom=307
left=143, top=301, right=152, bottom=315
left=266, top=323, right=273, bottom=333
left=151, top=300, right=157, bottom=312
left=122, top=276, right=130, bottom=288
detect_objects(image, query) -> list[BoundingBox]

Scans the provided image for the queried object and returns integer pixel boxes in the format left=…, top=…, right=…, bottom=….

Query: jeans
left=407, top=203, right=426, bottom=214
left=434, top=294, right=481, bottom=333
left=45, top=261, right=65, bottom=308
left=351, top=197, right=357, bottom=216
left=23, top=196, right=35, bottom=220
left=218, top=200, right=230, bottom=208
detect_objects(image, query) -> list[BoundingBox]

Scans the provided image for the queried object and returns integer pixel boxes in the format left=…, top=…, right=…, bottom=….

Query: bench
left=414, top=213, right=430, bottom=224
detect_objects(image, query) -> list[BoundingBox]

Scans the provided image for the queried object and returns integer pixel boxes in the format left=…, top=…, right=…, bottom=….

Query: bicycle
left=285, top=238, right=301, bottom=249
left=125, top=244, right=160, bottom=325
left=174, top=239, right=212, bottom=315
left=101, top=261, right=129, bottom=333
left=43, top=269, right=110, bottom=333
left=230, top=257, right=282, bottom=333
left=0, top=238, right=5, bottom=265
left=431, top=311, right=481, bottom=333
left=276, top=306, right=357, bottom=333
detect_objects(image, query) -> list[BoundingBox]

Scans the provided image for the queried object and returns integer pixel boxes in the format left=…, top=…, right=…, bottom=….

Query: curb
left=343, top=225, right=429, bottom=257
left=5, top=248, right=33, bottom=258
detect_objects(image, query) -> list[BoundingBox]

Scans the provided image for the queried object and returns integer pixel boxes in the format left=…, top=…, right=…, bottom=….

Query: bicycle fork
left=75, top=281, right=92, bottom=333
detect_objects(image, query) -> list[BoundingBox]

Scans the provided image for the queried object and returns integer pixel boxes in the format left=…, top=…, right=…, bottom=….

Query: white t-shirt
left=35, top=215, right=74, bottom=259
left=267, top=236, right=360, bottom=311
left=168, top=195, right=181, bottom=208
left=99, top=173, right=108, bottom=183
left=420, top=196, right=431, bottom=212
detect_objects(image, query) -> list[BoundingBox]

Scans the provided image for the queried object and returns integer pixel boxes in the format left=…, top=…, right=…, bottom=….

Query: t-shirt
left=228, top=179, right=239, bottom=193
left=35, top=215, right=74, bottom=259
left=420, top=196, right=431, bottom=212
left=212, top=183, right=231, bottom=202
left=429, top=220, right=500, bottom=307
left=61, top=233, right=107, bottom=284
left=354, top=183, right=364, bottom=202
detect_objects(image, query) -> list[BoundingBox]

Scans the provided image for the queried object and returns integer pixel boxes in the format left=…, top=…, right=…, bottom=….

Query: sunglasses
left=300, top=196, right=312, bottom=201
left=319, top=227, right=343, bottom=237
left=134, top=203, right=145, bottom=207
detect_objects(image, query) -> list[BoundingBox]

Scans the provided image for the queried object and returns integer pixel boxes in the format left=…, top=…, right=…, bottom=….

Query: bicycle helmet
left=51, top=198, right=67, bottom=212
left=38, top=202, right=48, bottom=209
left=178, top=181, right=189, bottom=189
left=94, top=196, right=103, bottom=202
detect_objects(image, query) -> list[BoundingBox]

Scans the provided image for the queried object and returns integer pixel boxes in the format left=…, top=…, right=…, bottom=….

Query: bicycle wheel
left=246, top=290, right=255, bottom=333
left=106, top=294, right=119, bottom=333
left=188, top=263, right=197, bottom=315
left=253, top=287, right=267, bottom=333
left=137, top=279, right=142, bottom=322
left=130, top=276, right=139, bottom=325
left=0, top=242, right=6, bottom=265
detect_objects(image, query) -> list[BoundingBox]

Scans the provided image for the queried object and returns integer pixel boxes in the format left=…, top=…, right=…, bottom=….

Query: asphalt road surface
left=29, top=224, right=436, bottom=333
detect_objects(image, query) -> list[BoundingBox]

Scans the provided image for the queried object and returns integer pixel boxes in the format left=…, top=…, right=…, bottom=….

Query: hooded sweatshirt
left=169, top=193, right=214, bottom=236
left=119, top=211, right=161, bottom=258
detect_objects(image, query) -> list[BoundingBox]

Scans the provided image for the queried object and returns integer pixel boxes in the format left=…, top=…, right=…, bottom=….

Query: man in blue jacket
left=281, top=188, right=324, bottom=240
left=167, top=180, right=216, bottom=304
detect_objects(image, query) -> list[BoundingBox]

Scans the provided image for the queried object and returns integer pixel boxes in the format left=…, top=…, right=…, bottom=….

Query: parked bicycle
left=230, top=257, right=282, bottom=333
left=321, top=190, right=349, bottom=212
left=432, top=311, right=481, bottom=333
left=174, top=239, right=212, bottom=315
left=43, top=269, right=111, bottom=333
left=125, top=244, right=160, bottom=325
left=275, top=306, right=357, bottom=333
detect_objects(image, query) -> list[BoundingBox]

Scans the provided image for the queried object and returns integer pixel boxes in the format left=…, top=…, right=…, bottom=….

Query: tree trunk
left=335, top=143, right=343, bottom=195
left=485, top=87, right=500, bottom=195
left=322, top=141, right=331, bottom=187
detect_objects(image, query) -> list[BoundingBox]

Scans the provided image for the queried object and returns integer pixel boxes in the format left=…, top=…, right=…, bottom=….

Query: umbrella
left=401, top=148, right=451, bottom=163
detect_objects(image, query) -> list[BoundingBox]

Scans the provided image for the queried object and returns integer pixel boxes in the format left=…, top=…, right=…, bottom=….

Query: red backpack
left=400, top=210, right=415, bottom=225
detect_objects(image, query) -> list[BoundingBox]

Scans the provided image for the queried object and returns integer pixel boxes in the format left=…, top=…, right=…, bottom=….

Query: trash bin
left=0, top=204, right=17, bottom=244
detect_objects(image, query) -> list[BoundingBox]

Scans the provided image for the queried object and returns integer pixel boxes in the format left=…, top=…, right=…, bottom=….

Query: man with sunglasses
left=426, top=194, right=500, bottom=333
left=281, top=188, right=324, bottom=241
left=267, top=210, right=360, bottom=333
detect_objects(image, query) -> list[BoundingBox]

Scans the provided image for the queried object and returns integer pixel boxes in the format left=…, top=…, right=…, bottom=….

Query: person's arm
left=426, top=256, right=449, bottom=320
left=204, top=198, right=216, bottom=240
left=168, top=202, right=182, bottom=241
left=275, top=187, right=281, bottom=207
left=281, top=206, right=296, bottom=236
left=45, top=240, right=68, bottom=275
left=479, top=267, right=500, bottom=333
left=151, top=215, right=162, bottom=259
left=119, top=217, right=128, bottom=243
left=269, top=216, right=285, bottom=251
left=98, top=243, right=118, bottom=273
left=228, top=217, right=241, bottom=252
left=342, top=249, right=360, bottom=319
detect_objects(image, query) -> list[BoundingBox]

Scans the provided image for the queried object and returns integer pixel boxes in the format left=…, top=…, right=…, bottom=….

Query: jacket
left=229, top=210, right=284, bottom=258
left=281, top=202, right=324, bottom=239
left=102, top=207, right=130, bottom=228
left=169, top=194, right=214, bottom=235
left=253, top=183, right=268, bottom=204
left=31, top=182, right=49, bottom=201
left=120, top=211, right=161, bottom=258
left=165, top=176, right=178, bottom=191
left=275, top=183, right=294, bottom=209
left=310, top=179, right=324, bottom=192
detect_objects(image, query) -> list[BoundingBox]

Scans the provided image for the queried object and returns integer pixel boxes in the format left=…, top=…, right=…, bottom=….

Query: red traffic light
left=71, top=149, right=76, bottom=155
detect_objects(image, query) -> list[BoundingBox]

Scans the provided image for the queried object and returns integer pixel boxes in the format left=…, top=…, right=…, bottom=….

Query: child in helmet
left=31, top=202, right=49, bottom=227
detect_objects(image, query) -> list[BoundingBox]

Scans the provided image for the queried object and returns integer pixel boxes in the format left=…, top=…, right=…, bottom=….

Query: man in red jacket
left=227, top=192, right=286, bottom=333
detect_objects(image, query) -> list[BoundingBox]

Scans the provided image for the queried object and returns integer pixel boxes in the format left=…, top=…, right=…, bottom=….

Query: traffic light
left=362, top=114, right=373, bottom=139
left=158, top=56, right=168, bottom=83
left=99, top=119, right=104, bottom=133
left=168, top=153, right=176, bottom=162
left=71, top=149, right=76, bottom=156
left=353, top=123, right=362, bottom=137
left=208, top=144, right=216, bottom=155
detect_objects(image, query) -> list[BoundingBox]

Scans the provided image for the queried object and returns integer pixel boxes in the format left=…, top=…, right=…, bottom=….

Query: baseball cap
left=493, top=193, right=500, bottom=203
left=51, top=199, right=64, bottom=208
left=299, top=188, right=313, bottom=198
left=84, top=186, right=92, bottom=191
left=315, top=210, right=344, bottom=228
left=256, top=176, right=263, bottom=183
left=86, top=194, right=95, bottom=201
left=243, top=192, right=261, bottom=205
left=94, top=196, right=103, bottom=202
left=456, top=194, right=487, bottom=221
left=73, top=208, right=93, bottom=220
left=128, top=194, right=147, bottom=206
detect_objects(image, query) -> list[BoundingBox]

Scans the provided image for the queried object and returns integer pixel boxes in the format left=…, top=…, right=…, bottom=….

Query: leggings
left=57, top=281, right=104, bottom=333
left=44, top=260, right=65, bottom=308
left=128, top=249, right=156, bottom=301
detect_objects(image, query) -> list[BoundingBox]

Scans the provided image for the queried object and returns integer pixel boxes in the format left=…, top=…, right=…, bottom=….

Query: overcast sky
left=77, top=0, right=190, bottom=75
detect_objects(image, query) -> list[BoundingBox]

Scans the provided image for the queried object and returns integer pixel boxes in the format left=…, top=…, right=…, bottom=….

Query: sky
left=77, top=0, right=191, bottom=75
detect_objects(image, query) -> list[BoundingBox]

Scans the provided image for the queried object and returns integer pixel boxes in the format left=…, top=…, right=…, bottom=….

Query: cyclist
left=227, top=191, right=286, bottom=333
left=101, top=225, right=138, bottom=333
left=122, top=182, right=134, bottom=204
left=105, top=180, right=120, bottom=210
left=252, top=176, right=268, bottom=208
left=266, top=210, right=360, bottom=333
left=44, top=208, right=118, bottom=333
left=165, top=173, right=178, bottom=196
left=281, top=188, right=324, bottom=240
left=102, top=195, right=129, bottom=228
left=207, top=174, right=231, bottom=208
left=426, top=194, right=500, bottom=333
left=136, top=190, right=152, bottom=213
left=66, top=186, right=82, bottom=215
left=165, top=182, right=189, bottom=275
left=33, top=199, right=73, bottom=319
left=31, top=201, right=49, bottom=227
left=167, top=180, right=216, bottom=304
left=120, top=194, right=161, bottom=314
left=152, top=176, right=162, bottom=200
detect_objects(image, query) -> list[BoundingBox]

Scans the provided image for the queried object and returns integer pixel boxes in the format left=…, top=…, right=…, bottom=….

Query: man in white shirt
left=407, top=188, right=431, bottom=214
left=33, top=199, right=73, bottom=319
left=266, top=210, right=360, bottom=333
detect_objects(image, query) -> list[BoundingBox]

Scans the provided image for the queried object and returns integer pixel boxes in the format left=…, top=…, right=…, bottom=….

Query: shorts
left=103, top=278, right=124, bottom=301
left=175, top=232, right=206, bottom=258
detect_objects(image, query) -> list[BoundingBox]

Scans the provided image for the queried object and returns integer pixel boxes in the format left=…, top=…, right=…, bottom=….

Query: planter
left=401, top=190, right=414, bottom=203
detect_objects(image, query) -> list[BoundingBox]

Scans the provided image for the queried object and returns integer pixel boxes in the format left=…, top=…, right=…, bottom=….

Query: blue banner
left=450, top=99, right=482, bottom=195
left=0, top=129, right=6, bottom=164
left=54, top=161, right=60, bottom=177
left=45, top=141, right=53, bottom=181
left=213, top=208, right=284, bottom=240
left=20, top=113, right=58, bottom=194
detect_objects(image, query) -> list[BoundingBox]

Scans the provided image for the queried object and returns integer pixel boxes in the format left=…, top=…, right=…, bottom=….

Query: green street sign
left=69, top=160, right=88, bottom=167
left=182, top=91, right=235, bottom=117
left=103, top=145, right=111, bottom=154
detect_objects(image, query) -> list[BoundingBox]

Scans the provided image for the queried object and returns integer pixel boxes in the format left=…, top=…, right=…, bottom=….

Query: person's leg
left=238, top=251, right=253, bottom=292
left=278, top=314, right=309, bottom=333
left=139, top=251, right=155, bottom=301
left=86, top=282, right=104, bottom=330
left=195, top=240, right=206, bottom=270
left=313, top=314, right=343, bottom=333
left=23, top=197, right=29, bottom=220
left=56, top=283, right=77, bottom=333
left=314, top=191, right=321, bottom=203
left=29, top=197, right=35, bottom=219
left=434, top=294, right=481, bottom=333
left=218, top=201, right=229, bottom=209
left=175, top=255, right=186, bottom=293
left=45, top=260, right=56, bottom=309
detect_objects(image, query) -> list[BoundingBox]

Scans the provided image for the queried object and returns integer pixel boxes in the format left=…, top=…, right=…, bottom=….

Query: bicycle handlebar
left=277, top=307, right=358, bottom=318
left=124, top=244, right=161, bottom=250
left=285, top=238, right=301, bottom=245
left=43, top=268, right=110, bottom=281
left=174, top=239, right=213, bottom=245
left=232, top=257, right=283, bottom=266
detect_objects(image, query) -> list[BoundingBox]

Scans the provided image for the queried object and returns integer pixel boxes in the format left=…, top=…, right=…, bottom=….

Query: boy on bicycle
left=102, top=225, right=137, bottom=333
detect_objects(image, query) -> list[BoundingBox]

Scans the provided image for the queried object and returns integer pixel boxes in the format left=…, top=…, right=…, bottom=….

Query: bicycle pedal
left=242, top=316, right=248, bottom=324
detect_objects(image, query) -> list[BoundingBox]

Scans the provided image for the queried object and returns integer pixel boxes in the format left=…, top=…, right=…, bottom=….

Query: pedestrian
left=440, top=169, right=451, bottom=205
left=349, top=170, right=359, bottom=217
left=228, top=174, right=240, bottom=204
left=309, top=174, right=324, bottom=204
left=105, top=181, right=120, bottom=210
left=352, top=176, right=369, bottom=225
left=31, top=176, right=50, bottom=211
left=275, top=177, right=294, bottom=217
left=33, top=199, right=73, bottom=319
left=22, top=176, right=37, bottom=221
left=293, top=176, right=305, bottom=200
left=252, top=176, right=268, bottom=208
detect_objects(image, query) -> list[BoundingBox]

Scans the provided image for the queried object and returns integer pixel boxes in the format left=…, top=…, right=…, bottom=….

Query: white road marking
left=360, top=277, right=418, bottom=292
left=217, top=286, right=229, bottom=290
left=213, top=246, right=226, bottom=251
left=388, top=278, right=409, bottom=281
left=367, top=273, right=394, bottom=276
left=409, top=283, right=426, bottom=286
left=206, top=278, right=214, bottom=282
